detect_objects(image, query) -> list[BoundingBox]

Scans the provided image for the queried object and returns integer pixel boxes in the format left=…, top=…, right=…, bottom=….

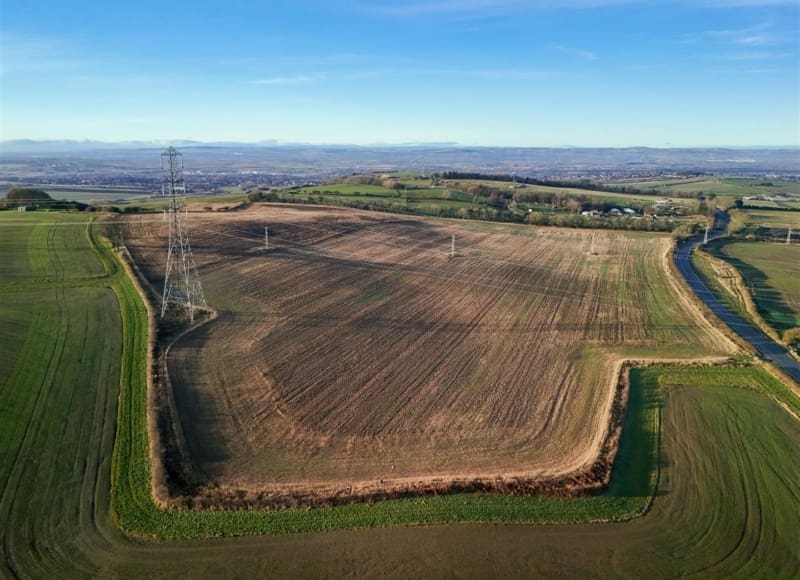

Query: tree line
left=437, top=171, right=712, bottom=199
left=250, top=190, right=694, bottom=234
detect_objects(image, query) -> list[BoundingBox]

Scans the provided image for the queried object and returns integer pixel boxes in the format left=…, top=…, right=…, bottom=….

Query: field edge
left=109, top=223, right=661, bottom=538
left=108, top=219, right=800, bottom=540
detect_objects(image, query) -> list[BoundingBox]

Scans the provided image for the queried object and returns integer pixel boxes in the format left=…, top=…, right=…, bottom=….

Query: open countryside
left=1, top=206, right=799, bottom=577
left=2, top=0, right=800, bottom=577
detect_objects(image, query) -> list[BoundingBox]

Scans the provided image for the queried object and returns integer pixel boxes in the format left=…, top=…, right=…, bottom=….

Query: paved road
left=674, top=229, right=800, bottom=385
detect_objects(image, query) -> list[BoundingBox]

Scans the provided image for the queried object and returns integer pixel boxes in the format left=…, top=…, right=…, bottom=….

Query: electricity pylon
left=160, top=147, right=206, bottom=322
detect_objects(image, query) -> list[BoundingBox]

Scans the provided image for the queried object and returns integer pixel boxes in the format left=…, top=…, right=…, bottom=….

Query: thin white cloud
left=552, top=45, right=599, bottom=61
left=682, top=19, right=788, bottom=46
left=470, top=68, right=562, bottom=79
left=718, top=51, right=795, bottom=60
left=251, top=74, right=323, bottom=85
left=341, top=66, right=561, bottom=81
left=735, top=34, right=776, bottom=46
left=218, top=53, right=380, bottom=69
left=711, top=67, right=780, bottom=73
left=0, top=33, right=87, bottom=74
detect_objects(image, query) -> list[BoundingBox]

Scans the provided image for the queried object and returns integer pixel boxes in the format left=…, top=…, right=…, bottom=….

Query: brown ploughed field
left=123, top=204, right=731, bottom=500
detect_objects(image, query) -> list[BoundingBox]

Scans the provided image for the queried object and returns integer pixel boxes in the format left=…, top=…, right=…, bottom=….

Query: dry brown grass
left=122, top=205, right=733, bottom=503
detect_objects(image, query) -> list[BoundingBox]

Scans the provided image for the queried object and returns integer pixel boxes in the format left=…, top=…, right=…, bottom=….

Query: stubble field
left=123, top=204, right=732, bottom=500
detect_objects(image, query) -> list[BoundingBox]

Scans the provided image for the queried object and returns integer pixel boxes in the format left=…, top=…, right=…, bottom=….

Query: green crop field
left=1, top=211, right=799, bottom=577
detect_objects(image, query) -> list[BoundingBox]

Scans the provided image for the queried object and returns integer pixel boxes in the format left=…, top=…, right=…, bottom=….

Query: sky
left=1, top=0, right=799, bottom=147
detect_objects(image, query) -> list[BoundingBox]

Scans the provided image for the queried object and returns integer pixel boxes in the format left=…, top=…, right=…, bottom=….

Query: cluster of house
left=581, top=207, right=638, bottom=217
left=653, top=198, right=691, bottom=215
left=743, top=195, right=799, bottom=202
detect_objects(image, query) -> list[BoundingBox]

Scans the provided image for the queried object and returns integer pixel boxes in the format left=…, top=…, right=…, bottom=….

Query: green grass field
left=286, top=181, right=481, bottom=212
left=296, top=183, right=402, bottom=197
left=691, top=245, right=752, bottom=324
left=111, top=191, right=249, bottom=211
left=7, top=183, right=248, bottom=205
left=744, top=199, right=800, bottom=210
left=1, top=211, right=799, bottom=577
left=20, top=183, right=155, bottom=204
left=714, top=241, right=800, bottom=334
left=605, top=176, right=800, bottom=198
left=740, top=208, right=800, bottom=230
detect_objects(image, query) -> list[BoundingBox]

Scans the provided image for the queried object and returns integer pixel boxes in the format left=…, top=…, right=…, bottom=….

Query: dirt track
left=123, top=205, right=733, bottom=503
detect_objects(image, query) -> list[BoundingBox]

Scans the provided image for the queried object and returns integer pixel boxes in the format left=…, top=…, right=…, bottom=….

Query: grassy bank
left=694, top=237, right=800, bottom=351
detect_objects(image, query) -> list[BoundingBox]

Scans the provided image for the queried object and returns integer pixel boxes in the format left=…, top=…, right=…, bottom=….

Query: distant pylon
left=450, top=235, right=455, bottom=257
left=704, top=225, right=709, bottom=245
left=788, top=228, right=793, bottom=245
left=160, top=147, right=206, bottom=322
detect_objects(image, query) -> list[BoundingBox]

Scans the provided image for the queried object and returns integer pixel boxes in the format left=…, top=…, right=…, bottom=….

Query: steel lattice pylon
left=160, top=147, right=206, bottom=322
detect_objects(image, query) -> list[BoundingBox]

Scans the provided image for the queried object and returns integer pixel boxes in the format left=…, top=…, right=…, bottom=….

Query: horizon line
left=2, top=138, right=799, bottom=151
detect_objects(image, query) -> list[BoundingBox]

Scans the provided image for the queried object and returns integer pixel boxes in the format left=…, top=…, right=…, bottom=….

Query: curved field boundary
left=123, top=210, right=726, bottom=507
left=148, top=313, right=634, bottom=510
left=112, top=245, right=800, bottom=539
left=111, top=221, right=662, bottom=536
left=112, top=218, right=790, bottom=537
left=113, top=244, right=655, bottom=536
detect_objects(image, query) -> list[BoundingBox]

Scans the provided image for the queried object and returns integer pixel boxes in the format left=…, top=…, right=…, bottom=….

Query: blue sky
left=1, top=0, right=798, bottom=146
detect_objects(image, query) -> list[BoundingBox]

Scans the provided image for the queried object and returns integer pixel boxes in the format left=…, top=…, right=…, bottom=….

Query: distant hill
left=1, top=142, right=798, bottom=175
left=2, top=187, right=53, bottom=206
left=1, top=187, right=88, bottom=210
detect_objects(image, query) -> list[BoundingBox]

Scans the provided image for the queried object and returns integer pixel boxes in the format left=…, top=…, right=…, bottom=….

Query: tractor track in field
left=1, top=286, right=70, bottom=578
